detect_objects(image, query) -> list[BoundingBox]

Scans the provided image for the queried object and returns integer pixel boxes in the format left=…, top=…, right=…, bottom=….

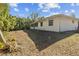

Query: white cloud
left=25, top=8, right=29, bottom=12
left=65, top=9, right=75, bottom=13
left=53, top=12, right=60, bottom=15
left=71, top=9, right=75, bottom=13
left=39, top=3, right=60, bottom=9
left=65, top=10, right=69, bottom=13
left=71, top=3, right=75, bottom=6
left=14, top=8, right=19, bottom=12
left=42, top=9, right=50, bottom=12
left=38, top=3, right=60, bottom=13
left=46, top=12, right=61, bottom=17
left=64, top=10, right=70, bottom=15
left=46, top=3, right=60, bottom=9
left=38, top=3, right=44, bottom=9
left=64, top=9, right=75, bottom=16
left=9, top=3, right=18, bottom=7
left=10, top=3, right=19, bottom=12
left=46, top=12, right=60, bottom=17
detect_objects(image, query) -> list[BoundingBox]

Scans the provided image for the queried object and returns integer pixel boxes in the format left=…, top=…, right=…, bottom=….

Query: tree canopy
left=0, top=3, right=32, bottom=31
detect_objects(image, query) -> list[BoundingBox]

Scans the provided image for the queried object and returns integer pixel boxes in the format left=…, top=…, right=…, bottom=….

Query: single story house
left=30, top=14, right=79, bottom=32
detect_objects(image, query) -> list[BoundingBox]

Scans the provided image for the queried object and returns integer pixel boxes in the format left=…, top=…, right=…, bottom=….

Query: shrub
left=0, top=41, right=5, bottom=49
left=3, top=38, right=21, bottom=53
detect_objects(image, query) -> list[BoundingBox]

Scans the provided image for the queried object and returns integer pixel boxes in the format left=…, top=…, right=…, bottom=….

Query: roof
left=31, top=14, right=79, bottom=24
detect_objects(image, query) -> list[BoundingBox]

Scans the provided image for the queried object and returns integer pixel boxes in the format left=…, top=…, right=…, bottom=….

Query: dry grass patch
left=1, top=30, right=79, bottom=55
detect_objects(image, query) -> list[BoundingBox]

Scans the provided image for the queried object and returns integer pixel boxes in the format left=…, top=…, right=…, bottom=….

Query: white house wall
left=31, top=16, right=78, bottom=32
left=59, top=17, right=78, bottom=32
left=33, top=18, right=60, bottom=32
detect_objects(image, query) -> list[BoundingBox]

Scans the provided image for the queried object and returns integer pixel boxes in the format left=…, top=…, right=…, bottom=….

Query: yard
left=0, top=30, right=79, bottom=56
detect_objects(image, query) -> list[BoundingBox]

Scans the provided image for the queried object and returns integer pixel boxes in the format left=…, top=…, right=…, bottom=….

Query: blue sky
left=9, top=3, right=79, bottom=18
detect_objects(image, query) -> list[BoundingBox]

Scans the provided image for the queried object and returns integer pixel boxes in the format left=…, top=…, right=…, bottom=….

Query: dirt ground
left=1, top=30, right=79, bottom=56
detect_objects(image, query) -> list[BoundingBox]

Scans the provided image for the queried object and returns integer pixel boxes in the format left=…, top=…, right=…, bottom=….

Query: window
left=49, top=20, right=53, bottom=26
left=40, top=22, right=43, bottom=26
left=34, top=23, right=38, bottom=27
left=72, top=20, right=74, bottom=24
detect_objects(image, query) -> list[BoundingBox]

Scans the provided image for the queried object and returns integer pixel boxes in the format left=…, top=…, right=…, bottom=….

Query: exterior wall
left=31, top=18, right=60, bottom=32
left=59, top=17, right=78, bottom=32
left=31, top=16, right=78, bottom=32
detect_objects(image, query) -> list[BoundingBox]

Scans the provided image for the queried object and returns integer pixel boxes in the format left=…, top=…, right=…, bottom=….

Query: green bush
left=0, top=4, right=32, bottom=31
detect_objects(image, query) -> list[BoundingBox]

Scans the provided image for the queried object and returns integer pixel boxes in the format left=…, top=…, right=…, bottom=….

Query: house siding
left=31, top=18, right=60, bottom=32
left=31, top=16, right=78, bottom=32
left=59, top=17, right=78, bottom=31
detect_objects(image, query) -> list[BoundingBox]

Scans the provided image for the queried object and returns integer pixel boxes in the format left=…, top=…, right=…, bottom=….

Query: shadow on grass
left=23, top=29, right=77, bottom=51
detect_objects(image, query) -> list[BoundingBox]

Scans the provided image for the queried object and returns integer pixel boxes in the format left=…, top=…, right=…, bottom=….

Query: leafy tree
left=3, top=19, right=10, bottom=31
left=0, top=3, right=32, bottom=31
left=0, top=3, right=7, bottom=13
left=8, top=16, right=17, bottom=30
left=14, top=17, right=31, bottom=30
left=0, top=21, right=4, bottom=30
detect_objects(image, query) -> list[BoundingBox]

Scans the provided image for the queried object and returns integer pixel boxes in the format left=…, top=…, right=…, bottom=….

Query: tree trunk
left=0, top=30, right=6, bottom=44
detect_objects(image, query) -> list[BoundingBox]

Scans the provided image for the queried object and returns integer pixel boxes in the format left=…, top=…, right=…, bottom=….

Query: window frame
left=72, top=20, right=74, bottom=24
left=48, top=20, right=53, bottom=26
left=40, top=22, right=43, bottom=27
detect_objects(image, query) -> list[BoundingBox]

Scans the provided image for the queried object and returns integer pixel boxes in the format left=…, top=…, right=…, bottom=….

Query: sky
left=9, top=3, right=79, bottom=18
